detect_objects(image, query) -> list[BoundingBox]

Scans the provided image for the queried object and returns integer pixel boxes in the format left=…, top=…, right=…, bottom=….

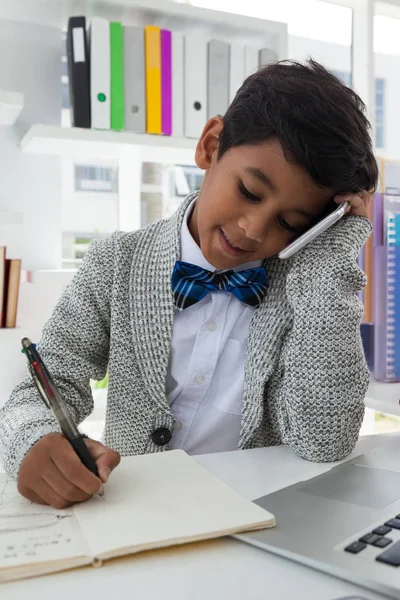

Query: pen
left=21, top=337, right=102, bottom=485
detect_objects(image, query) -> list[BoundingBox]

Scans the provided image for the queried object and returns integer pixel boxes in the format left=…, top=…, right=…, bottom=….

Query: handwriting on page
left=0, top=474, right=88, bottom=568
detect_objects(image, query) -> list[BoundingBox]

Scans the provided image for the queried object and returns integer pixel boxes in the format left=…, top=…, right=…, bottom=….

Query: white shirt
left=166, top=200, right=262, bottom=455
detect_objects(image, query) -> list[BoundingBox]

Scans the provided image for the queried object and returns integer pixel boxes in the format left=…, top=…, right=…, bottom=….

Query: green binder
left=110, top=22, right=124, bottom=131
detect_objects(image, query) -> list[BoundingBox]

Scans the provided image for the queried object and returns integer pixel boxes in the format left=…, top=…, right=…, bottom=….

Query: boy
left=0, top=60, right=377, bottom=509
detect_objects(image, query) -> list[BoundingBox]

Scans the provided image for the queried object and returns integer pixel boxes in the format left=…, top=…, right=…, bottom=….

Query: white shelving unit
left=365, top=380, right=400, bottom=417
left=21, top=124, right=198, bottom=164
left=0, top=88, right=23, bottom=126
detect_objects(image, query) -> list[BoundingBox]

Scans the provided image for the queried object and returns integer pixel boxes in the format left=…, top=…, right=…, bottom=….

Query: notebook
left=0, top=450, right=274, bottom=582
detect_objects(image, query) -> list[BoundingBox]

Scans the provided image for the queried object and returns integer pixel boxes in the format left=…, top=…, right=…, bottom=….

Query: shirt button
left=194, top=375, right=205, bottom=385
left=207, top=321, right=217, bottom=331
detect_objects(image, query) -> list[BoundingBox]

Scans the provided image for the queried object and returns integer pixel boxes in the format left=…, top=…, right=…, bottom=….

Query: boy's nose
left=237, top=216, right=268, bottom=244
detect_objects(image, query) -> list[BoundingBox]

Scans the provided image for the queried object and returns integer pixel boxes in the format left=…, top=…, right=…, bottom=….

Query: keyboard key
left=385, top=519, right=400, bottom=530
left=372, top=525, right=392, bottom=536
left=345, top=541, right=367, bottom=554
left=359, top=533, right=381, bottom=545
left=377, top=540, right=400, bottom=566
left=373, top=537, right=392, bottom=549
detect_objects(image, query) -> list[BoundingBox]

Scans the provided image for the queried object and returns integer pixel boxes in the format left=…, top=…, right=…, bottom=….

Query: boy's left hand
left=334, top=190, right=371, bottom=220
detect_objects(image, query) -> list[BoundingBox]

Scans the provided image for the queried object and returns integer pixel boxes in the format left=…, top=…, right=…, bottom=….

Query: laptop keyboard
left=344, top=513, right=400, bottom=565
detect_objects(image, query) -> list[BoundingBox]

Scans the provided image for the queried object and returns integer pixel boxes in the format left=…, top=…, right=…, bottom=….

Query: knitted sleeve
left=0, top=232, right=119, bottom=478
left=279, top=215, right=372, bottom=462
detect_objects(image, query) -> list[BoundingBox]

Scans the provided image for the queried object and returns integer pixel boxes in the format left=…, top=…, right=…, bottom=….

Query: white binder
left=208, top=39, right=229, bottom=118
left=124, top=26, right=146, bottom=133
left=90, top=16, right=110, bottom=130
left=244, top=45, right=259, bottom=78
left=184, top=35, right=207, bottom=139
left=259, top=47, right=278, bottom=67
left=229, top=43, right=245, bottom=104
left=172, top=32, right=184, bottom=138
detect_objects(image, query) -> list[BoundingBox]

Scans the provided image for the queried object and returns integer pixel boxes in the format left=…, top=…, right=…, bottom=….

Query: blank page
left=73, top=450, right=275, bottom=559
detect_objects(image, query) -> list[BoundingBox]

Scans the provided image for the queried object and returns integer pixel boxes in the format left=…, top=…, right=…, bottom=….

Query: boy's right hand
left=18, top=432, right=120, bottom=509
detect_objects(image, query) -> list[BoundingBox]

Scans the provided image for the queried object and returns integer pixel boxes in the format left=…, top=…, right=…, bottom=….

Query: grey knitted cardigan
left=0, top=193, right=371, bottom=478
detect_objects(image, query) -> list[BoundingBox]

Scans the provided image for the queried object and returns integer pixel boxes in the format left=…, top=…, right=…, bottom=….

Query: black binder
left=67, top=16, right=91, bottom=128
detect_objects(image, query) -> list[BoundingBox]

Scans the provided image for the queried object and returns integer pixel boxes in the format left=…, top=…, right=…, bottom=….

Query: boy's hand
left=18, top=432, right=120, bottom=509
left=334, top=190, right=371, bottom=220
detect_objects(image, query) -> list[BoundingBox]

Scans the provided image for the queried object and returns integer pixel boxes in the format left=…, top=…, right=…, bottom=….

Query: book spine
left=161, top=29, right=172, bottom=136
left=110, top=22, right=124, bottom=131
left=145, top=26, right=162, bottom=134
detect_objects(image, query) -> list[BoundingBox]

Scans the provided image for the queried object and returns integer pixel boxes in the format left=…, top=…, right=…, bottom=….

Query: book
left=110, top=22, right=124, bottom=131
left=124, top=26, right=146, bottom=133
left=208, top=39, right=229, bottom=118
left=172, top=32, right=184, bottom=137
left=229, top=42, right=245, bottom=103
left=89, top=16, right=110, bottom=130
left=67, top=16, right=91, bottom=128
left=3, top=258, right=21, bottom=328
left=161, top=29, right=172, bottom=136
left=0, top=246, right=5, bottom=327
left=0, top=450, right=274, bottom=582
left=184, top=35, right=207, bottom=138
left=145, top=25, right=162, bottom=134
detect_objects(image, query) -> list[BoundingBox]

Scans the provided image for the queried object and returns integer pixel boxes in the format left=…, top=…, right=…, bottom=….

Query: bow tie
left=171, top=261, right=268, bottom=310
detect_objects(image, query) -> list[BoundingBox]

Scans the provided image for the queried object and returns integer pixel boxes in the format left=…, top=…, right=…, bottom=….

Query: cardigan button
left=152, top=427, right=172, bottom=446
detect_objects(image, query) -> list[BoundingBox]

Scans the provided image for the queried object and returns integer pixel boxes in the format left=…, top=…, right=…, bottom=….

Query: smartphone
left=278, top=201, right=349, bottom=260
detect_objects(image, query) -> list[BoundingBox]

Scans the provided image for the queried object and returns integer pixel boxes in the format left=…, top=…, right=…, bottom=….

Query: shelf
left=0, top=89, right=23, bottom=126
left=21, top=124, right=198, bottom=164
left=0, top=0, right=287, bottom=51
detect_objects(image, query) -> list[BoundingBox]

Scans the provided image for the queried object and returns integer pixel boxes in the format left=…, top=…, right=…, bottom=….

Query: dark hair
left=218, top=59, right=378, bottom=194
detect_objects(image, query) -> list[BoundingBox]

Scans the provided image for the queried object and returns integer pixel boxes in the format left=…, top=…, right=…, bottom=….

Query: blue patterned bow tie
left=171, top=261, right=268, bottom=310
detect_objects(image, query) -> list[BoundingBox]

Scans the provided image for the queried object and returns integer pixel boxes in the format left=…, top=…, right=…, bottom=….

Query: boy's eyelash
left=238, top=181, right=261, bottom=202
left=238, top=180, right=300, bottom=234
left=278, top=216, right=299, bottom=234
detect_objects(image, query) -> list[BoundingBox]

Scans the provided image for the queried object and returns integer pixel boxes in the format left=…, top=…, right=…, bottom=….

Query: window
left=375, top=78, right=385, bottom=149
left=75, top=165, right=119, bottom=193
left=331, top=71, right=385, bottom=150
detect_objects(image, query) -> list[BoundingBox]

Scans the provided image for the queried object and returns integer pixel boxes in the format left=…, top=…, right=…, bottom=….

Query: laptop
left=235, top=437, right=400, bottom=599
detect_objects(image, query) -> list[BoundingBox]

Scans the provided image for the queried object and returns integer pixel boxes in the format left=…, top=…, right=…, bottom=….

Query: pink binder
left=161, top=29, right=172, bottom=136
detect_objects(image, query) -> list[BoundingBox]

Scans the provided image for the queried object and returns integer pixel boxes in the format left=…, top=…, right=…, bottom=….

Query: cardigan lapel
left=129, top=193, right=197, bottom=414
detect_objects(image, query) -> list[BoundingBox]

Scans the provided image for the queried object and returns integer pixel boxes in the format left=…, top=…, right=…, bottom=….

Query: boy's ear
left=195, top=117, right=224, bottom=170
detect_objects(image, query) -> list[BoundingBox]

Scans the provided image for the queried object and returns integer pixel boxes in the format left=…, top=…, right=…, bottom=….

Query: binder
left=172, top=32, right=184, bottom=137
left=3, top=259, right=21, bottom=328
left=110, top=22, right=124, bottom=131
left=145, top=26, right=162, bottom=134
left=244, top=45, right=259, bottom=78
left=229, top=43, right=245, bottom=104
left=374, top=195, right=400, bottom=382
left=89, top=17, right=110, bottom=130
left=208, top=40, right=229, bottom=119
left=124, top=26, right=146, bottom=133
left=184, top=35, right=207, bottom=139
left=161, top=29, right=172, bottom=136
left=259, top=47, right=278, bottom=66
left=0, top=246, right=5, bottom=327
left=67, top=16, right=90, bottom=128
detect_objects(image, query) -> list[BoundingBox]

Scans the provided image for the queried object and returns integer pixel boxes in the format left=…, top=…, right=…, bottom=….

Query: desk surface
left=2, top=434, right=396, bottom=600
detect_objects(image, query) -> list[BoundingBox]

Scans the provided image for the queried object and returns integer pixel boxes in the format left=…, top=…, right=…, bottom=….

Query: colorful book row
left=67, top=16, right=278, bottom=139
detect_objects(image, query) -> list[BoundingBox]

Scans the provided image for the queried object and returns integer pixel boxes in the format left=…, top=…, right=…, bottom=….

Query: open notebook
left=0, top=450, right=275, bottom=582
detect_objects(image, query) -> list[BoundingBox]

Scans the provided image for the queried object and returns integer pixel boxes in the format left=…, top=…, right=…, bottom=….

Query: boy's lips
left=219, top=228, right=255, bottom=256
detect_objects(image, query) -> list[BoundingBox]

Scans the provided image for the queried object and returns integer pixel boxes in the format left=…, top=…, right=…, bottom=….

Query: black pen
left=21, top=337, right=101, bottom=483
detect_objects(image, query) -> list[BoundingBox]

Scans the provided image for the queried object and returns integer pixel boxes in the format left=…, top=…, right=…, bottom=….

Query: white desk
left=2, top=433, right=397, bottom=600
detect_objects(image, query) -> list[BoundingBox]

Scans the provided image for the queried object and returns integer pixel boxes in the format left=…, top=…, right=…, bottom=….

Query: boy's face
left=190, top=118, right=334, bottom=270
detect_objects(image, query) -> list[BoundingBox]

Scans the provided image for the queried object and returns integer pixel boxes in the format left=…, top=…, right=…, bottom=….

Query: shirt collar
left=180, top=198, right=262, bottom=273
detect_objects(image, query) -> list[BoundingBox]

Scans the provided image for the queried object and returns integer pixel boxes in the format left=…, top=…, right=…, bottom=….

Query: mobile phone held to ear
left=278, top=201, right=349, bottom=260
